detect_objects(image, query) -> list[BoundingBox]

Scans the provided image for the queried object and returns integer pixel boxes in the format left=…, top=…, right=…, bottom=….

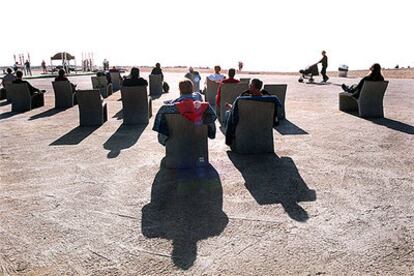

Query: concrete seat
left=240, top=78, right=251, bottom=84
left=264, top=84, right=287, bottom=119
left=8, top=83, right=44, bottom=113
left=3, top=80, right=13, bottom=103
left=204, top=78, right=219, bottom=106
left=91, top=76, right=113, bottom=98
left=76, top=90, right=108, bottom=126
left=164, top=114, right=209, bottom=169
left=149, top=74, right=163, bottom=97
left=120, top=86, right=152, bottom=125
left=219, top=82, right=249, bottom=124
left=230, top=99, right=275, bottom=154
left=109, top=72, right=122, bottom=92
left=339, top=81, right=389, bottom=118
left=52, top=81, right=76, bottom=109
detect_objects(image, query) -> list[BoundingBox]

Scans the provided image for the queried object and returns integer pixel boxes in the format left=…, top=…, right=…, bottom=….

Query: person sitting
left=171, top=79, right=203, bottom=103
left=153, top=79, right=217, bottom=146
left=215, top=68, right=240, bottom=107
left=184, top=67, right=201, bottom=92
left=109, top=66, right=119, bottom=72
left=224, top=78, right=281, bottom=146
left=1, top=68, right=17, bottom=97
left=151, top=63, right=164, bottom=79
left=96, top=71, right=112, bottom=84
left=122, top=67, right=148, bottom=87
left=55, top=69, right=76, bottom=92
left=207, top=65, right=225, bottom=82
left=12, top=70, right=45, bottom=95
left=341, top=63, right=385, bottom=99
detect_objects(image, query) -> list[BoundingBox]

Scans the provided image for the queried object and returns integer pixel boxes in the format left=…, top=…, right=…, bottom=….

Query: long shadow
left=228, top=152, right=316, bottom=222
left=345, top=112, right=414, bottom=135
left=103, top=124, right=147, bottom=158
left=29, top=108, right=67, bottom=120
left=112, top=110, right=123, bottom=120
left=50, top=126, right=99, bottom=146
left=141, top=162, right=228, bottom=270
left=0, top=101, right=10, bottom=106
left=275, top=119, right=308, bottom=135
left=0, top=111, right=17, bottom=120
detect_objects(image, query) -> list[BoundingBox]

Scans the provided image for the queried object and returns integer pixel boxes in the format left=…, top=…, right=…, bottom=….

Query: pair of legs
left=321, top=67, right=329, bottom=82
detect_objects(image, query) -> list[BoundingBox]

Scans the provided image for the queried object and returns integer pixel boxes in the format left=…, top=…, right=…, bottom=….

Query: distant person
left=207, top=65, right=225, bottom=82
left=109, top=66, right=119, bottom=72
left=41, top=60, right=47, bottom=73
left=224, top=78, right=281, bottom=146
left=122, top=67, right=148, bottom=87
left=238, top=61, right=244, bottom=71
left=55, top=69, right=77, bottom=92
left=1, top=68, right=17, bottom=97
left=13, top=62, right=19, bottom=72
left=317, top=50, right=329, bottom=82
left=97, top=71, right=112, bottom=84
left=150, top=63, right=169, bottom=93
left=153, top=79, right=216, bottom=146
left=24, top=60, right=32, bottom=76
left=341, top=63, right=385, bottom=99
left=184, top=67, right=201, bottom=92
left=12, top=70, right=45, bottom=95
left=216, top=68, right=240, bottom=107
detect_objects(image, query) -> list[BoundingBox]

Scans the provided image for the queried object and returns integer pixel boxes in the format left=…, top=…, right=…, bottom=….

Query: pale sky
left=1, top=0, right=413, bottom=71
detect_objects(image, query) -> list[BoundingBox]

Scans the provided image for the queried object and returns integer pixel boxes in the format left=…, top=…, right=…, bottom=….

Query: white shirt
left=208, top=73, right=225, bottom=82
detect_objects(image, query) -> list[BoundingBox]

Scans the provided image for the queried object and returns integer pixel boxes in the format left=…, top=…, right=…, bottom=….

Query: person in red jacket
left=215, top=68, right=239, bottom=107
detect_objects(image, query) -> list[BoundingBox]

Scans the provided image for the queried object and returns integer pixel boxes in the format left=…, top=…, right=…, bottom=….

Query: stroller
left=298, top=64, right=319, bottom=83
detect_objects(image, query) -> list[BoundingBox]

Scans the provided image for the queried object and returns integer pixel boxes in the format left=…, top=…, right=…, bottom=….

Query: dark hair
left=370, top=63, right=383, bottom=79
left=156, top=63, right=160, bottom=68
left=130, top=67, right=140, bottom=78
left=228, top=68, right=236, bottom=78
left=58, top=68, right=66, bottom=77
left=16, top=70, right=23, bottom=78
left=251, top=78, right=263, bottom=90
left=6, top=67, right=12, bottom=74
left=214, top=65, right=221, bottom=71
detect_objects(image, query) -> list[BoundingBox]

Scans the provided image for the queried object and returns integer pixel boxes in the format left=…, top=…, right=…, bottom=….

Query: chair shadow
left=0, top=101, right=10, bottom=106
left=0, top=111, right=17, bottom=120
left=50, top=126, right=99, bottom=146
left=275, top=119, right=308, bottom=135
left=29, top=108, right=67, bottom=120
left=227, top=152, right=316, bottom=222
left=112, top=110, right=123, bottom=120
left=103, top=124, right=147, bottom=158
left=141, top=162, right=228, bottom=270
left=345, top=112, right=414, bottom=135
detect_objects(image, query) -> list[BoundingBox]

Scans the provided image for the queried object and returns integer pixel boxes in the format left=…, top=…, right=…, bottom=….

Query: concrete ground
left=0, top=73, right=413, bottom=275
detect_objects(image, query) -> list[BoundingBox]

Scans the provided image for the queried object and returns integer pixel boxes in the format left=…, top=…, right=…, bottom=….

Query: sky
left=1, top=0, right=413, bottom=72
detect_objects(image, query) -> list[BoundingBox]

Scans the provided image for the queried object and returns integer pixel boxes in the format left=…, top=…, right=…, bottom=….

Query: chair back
left=264, top=84, right=287, bottom=119
left=219, top=82, right=249, bottom=123
left=240, top=78, right=250, bottom=84
left=109, top=72, right=122, bottom=91
left=76, top=90, right=106, bottom=126
left=358, top=81, right=389, bottom=118
left=231, top=99, right=275, bottom=154
left=3, top=80, right=14, bottom=102
left=8, top=83, right=31, bottom=112
left=205, top=78, right=220, bottom=106
left=165, top=114, right=209, bottom=169
left=149, top=74, right=163, bottom=96
left=120, top=86, right=151, bottom=125
left=52, top=81, right=74, bottom=108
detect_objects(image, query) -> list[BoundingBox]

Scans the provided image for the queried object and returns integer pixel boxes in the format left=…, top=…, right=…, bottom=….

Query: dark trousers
left=321, top=67, right=328, bottom=81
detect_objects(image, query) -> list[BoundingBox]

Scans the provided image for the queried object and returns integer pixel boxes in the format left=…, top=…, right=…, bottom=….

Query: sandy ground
left=0, top=72, right=413, bottom=275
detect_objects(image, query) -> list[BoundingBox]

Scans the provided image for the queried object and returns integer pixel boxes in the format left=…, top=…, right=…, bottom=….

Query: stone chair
left=219, top=82, right=249, bottom=124
left=263, top=84, right=288, bottom=119
left=120, top=86, right=152, bottom=125
left=109, top=72, right=122, bottom=92
left=149, top=74, right=163, bottom=97
left=76, top=90, right=108, bottom=126
left=8, top=83, right=44, bottom=113
left=240, top=78, right=251, bottom=84
left=164, top=114, right=209, bottom=169
left=91, top=76, right=113, bottom=98
left=204, top=78, right=220, bottom=106
left=339, top=81, right=389, bottom=118
left=52, top=81, right=76, bottom=108
left=230, top=99, right=275, bottom=154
